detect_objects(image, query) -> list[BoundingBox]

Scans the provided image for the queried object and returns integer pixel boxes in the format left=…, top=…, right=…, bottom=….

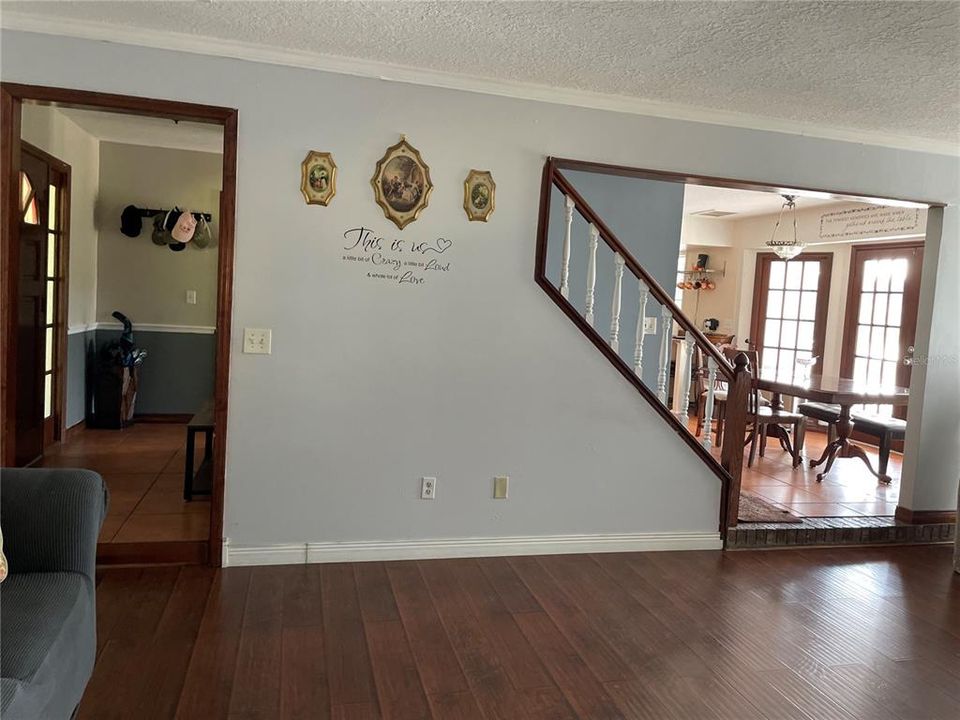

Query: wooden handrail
left=551, top=169, right=735, bottom=380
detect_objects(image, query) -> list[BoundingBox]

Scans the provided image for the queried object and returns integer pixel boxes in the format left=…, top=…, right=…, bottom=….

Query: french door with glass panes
left=16, top=142, right=69, bottom=464
left=750, top=253, right=833, bottom=377
left=840, top=243, right=923, bottom=419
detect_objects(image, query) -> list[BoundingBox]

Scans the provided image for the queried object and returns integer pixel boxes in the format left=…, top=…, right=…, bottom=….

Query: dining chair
left=736, top=349, right=806, bottom=468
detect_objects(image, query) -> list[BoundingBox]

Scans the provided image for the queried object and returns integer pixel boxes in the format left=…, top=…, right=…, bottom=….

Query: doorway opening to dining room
left=675, top=183, right=929, bottom=525
left=2, top=83, right=237, bottom=566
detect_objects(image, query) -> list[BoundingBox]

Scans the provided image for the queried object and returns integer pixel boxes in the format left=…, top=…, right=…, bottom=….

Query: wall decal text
left=341, top=226, right=454, bottom=286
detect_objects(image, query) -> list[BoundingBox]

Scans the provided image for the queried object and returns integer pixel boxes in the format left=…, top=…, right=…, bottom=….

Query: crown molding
left=3, top=11, right=957, bottom=157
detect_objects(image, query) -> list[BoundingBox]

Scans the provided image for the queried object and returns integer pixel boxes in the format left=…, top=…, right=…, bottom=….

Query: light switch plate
left=243, top=328, right=272, bottom=354
left=643, top=317, right=657, bottom=335
left=493, top=476, right=509, bottom=499
left=185, top=290, right=197, bottom=305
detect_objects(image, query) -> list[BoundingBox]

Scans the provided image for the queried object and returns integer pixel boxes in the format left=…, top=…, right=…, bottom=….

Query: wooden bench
left=184, top=399, right=214, bottom=501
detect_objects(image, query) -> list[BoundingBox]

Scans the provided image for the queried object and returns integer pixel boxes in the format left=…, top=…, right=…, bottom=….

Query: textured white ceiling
left=4, top=1, right=959, bottom=147
left=682, top=184, right=840, bottom=218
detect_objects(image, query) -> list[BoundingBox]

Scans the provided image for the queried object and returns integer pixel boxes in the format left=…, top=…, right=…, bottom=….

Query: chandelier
left=766, top=194, right=805, bottom=260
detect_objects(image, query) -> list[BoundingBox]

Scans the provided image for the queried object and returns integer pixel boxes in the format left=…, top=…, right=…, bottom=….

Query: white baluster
left=678, top=333, right=695, bottom=427
left=559, top=196, right=574, bottom=299
left=657, top=306, right=672, bottom=403
left=633, top=281, right=649, bottom=376
left=584, top=224, right=599, bottom=327
left=609, top=254, right=625, bottom=352
left=702, top=356, right=717, bottom=451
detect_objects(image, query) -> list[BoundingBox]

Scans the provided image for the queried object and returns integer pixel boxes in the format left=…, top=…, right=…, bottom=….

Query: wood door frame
left=21, top=140, right=71, bottom=445
left=1, top=83, right=237, bottom=567
left=749, top=251, right=834, bottom=364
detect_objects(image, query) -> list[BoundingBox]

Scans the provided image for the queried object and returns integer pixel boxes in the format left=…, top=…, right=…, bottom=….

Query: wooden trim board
left=894, top=506, right=957, bottom=525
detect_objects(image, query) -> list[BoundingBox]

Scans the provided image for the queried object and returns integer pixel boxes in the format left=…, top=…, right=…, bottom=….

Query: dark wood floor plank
left=322, top=563, right=381, bottom=715
left=508, top=555, right=632, bottom=684
left=357, top=563, right=429, bottom=720
left=131, top=566, right=216, bottom=720
left=450, top=559, right=559, bottom=692
left=92, top=567, right=143, bottom=657
left=512, top=610, right=624, bottom=720
left=385, top=562, right=473, bottom=698
left=476, top=556, right=544, bottom=614
left=282, top=564, right=325, bottom=628
left=281, top=626, right=331, bottom=720
left=227, top=566, right=287, bottom=719
left=356, top=563, right=402, bottom=623
left=760, top=668, right=858, bottom=720
left=74, top=546, right=958, bottom=720
left=418, top=559, right=537, bottom=719
left=364, top=620, right=431, bottom=720
left=175, top=567, right=253, bottom=719
left=78, top=567, right=181, bottom=719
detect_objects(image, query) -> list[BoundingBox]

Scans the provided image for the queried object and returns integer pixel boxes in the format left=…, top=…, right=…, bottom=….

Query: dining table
left=753, top=368, right=910, bottom=484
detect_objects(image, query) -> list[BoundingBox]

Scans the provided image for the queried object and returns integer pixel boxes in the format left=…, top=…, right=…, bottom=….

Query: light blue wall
left=545, top=171, right=685, bottom=389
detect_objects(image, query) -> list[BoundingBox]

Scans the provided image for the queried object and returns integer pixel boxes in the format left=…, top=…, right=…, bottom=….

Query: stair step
left=726, top=516, right=955, bottom=549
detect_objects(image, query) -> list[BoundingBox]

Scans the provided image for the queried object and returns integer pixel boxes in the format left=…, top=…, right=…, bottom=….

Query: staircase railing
left=534, top=158, right=751, bottom=530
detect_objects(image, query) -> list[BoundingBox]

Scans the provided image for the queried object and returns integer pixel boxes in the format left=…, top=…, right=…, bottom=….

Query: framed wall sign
left=300, top=151, right=337, bottom=206
left=371, top=137, right=433, bottom=230
left=464, top=169, right=495, bottom=222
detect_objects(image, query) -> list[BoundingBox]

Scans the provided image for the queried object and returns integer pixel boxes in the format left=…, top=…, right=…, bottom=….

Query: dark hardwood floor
left=82, top=546, right=960, bottom=719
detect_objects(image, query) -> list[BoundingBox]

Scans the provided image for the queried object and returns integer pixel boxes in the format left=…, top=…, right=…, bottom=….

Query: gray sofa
left=1, top=468, right=108, bottom=720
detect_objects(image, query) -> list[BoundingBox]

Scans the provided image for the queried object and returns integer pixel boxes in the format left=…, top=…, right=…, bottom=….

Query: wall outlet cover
left=420, top=476, right=437, bottom=500
left=643, top=317, right=657, bottom=335
left=493, top=476, right=509, bottom=499
left=186, top=290, right=197, bottom=305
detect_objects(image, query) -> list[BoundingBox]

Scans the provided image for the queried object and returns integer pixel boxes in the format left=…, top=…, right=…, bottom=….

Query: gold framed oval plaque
left=371, top=137, right=433, bottom=230
left=300, top=151, right=337, bottom=206
left=464, top=169, right=495, bottom=222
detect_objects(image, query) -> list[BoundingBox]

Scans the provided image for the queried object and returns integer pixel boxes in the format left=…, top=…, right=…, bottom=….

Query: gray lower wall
left=66, top=330, right=95, bottom=428
left=94, top=330, right=215, bottom=415
left=67, top=328, right=215, bottom=422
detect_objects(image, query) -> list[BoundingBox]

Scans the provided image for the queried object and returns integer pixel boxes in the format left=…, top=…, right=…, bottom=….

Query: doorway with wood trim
left=15, top=141, right=69, bottom=466
left=2, top=83, right=237, bottom=567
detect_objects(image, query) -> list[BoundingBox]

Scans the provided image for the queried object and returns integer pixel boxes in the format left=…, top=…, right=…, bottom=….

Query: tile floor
left=39, top=423, right=211, bottom=544
left=734, top=426, right=901, bottom=518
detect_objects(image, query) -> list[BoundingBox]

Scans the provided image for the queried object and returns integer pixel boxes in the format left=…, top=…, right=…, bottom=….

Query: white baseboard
left=223, top=531, right=722, bottom=567
left=68, top=321, right=215, bottom=335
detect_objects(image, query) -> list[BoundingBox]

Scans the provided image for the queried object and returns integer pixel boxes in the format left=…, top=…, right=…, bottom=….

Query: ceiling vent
left=693, top=209, right=738, bottom=218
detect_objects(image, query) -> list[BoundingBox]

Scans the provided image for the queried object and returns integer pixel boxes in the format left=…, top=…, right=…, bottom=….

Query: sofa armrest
left=0, top=468, right=108, bottom=582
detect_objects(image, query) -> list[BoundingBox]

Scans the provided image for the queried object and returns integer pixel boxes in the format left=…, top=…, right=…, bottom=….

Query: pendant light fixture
left=766, top=194, right=805, bottom=260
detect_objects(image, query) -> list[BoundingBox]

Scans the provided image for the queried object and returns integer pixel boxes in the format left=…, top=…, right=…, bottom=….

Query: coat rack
left=133, top=206, right=212, bottom=222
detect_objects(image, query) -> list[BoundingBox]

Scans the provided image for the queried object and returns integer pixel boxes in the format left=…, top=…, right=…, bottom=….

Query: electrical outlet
left=643, top=316, right=657, bottom=335
left=243, top=328, right=272, bottom=354
left=185, top=290, right=197, bottom=305
left=493, top=476, right=509, bottom=499
left=420, top=476, right=437, bottom=500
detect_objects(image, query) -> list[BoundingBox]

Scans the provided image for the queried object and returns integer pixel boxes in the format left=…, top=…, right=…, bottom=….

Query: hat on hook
left=192, top=216, right=213, bottom=249
left=120, top=205, right=142, bottom=237
left=150, top=213, right=169, bottom=245
left=171, top=210, right=197, bottom=243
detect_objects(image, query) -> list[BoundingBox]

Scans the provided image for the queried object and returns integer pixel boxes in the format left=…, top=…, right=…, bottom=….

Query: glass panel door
left=842, top=244, right=923, bottom=418
left=751, top=253, right=833, bottom=380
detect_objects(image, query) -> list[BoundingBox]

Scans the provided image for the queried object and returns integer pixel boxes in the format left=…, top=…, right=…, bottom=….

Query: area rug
left=738, top=492, right=803, bottom=523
